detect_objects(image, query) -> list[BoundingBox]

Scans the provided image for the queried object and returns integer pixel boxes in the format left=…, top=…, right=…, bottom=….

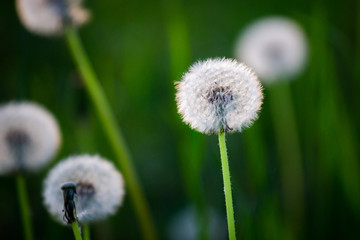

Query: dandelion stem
left=268, top=83, right=304, bottom=236
left=82, top=224, right=90, bottom=240
left=71, top=221, right=82, bottom=240
left=218, top=131, right=236, bottom=240
left=83, top=224, right=90, bottom=240
left=64, top=26, right=157, bottom=240
left=165, top=1, right=209, bottom=238
left=16, top=174, right=34, bottom=240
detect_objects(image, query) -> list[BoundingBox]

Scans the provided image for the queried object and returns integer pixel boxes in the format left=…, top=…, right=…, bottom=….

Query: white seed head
left=235, top=16, right=308, bottom=84
left=176, top=58, right=263, bottom=134
left=0, top=102, right=61, bottom=174
left=16, top=0, right=90, bottom=36
left=43, top=154, right=125, bottom=224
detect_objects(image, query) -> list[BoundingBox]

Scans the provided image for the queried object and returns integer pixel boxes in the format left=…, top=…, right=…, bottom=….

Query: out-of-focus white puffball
left=0, top=102, right=61, bottom=174
left=235, top=17, right=308, bottom=84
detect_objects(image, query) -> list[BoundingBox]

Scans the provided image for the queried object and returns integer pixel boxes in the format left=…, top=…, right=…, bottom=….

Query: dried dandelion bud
left=60, top=182, right=77, bottom=224
left=16, top=0, right=90, bottom=36
left=235, top=17, right=308, bottom=83
left=43, top=154, right=125, bottom=224
left=176, top=58, right=263, bottom=134
left=0, top=102, right=61, bottom=174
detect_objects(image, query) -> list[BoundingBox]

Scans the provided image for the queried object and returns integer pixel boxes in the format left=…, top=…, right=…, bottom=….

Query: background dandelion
left=0, top=102, right=61, bottom=174
left=0, top=101, right=61, bottom=240
left=1, top=0, right=360, bottom=239
left=235, top=17, right=308, bottom=84
left=16, top=0, right=90, bottom=36
left=235, top=16, right=309, bottom=238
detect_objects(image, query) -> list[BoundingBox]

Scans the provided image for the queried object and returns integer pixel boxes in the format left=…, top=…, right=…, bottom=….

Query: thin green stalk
left=268, top=84, right=304, bottom=238
left=165, top=1, right=209, bottom=238
left=16, top=174, right=34, bottom=240
left=64, top=26, right=157, bottom=240
left=243, top=123, right=267, bottom=191
left=218, top=131, right=236, bottom=240
left=83, top=224, right=90, bottom=240
left=71, top=222, right=82, bottom=240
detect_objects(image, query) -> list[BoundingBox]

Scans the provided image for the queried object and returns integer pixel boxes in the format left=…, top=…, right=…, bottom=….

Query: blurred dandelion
left=176, top=58, right=263, bottom=240
left=0, top=101, right=61, bottom=240
left=43, top=154, right=125, bottom=226
left=235, top=17, right=308, bottom=84
left=0, top=102, right=61, bottom=174
left=16, top=0, right=90, bottom=36
left=235, top=16, right=308, bottom=237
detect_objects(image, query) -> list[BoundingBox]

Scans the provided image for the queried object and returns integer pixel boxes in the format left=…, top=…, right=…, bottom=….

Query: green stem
left=218, top=131, right=236, bottom=240
left=165, top=1, right=209, bottom=238
left=83, top=224, right=90, bottom=240
left=16, top=174, right=34, bottom=240
left=64, top=26, right=157, bottom=240
left=268, top=84, right=304, bottom=237
left=243, top=123, right=267, bottom=191
left=71, top=222, right=82, bottom=240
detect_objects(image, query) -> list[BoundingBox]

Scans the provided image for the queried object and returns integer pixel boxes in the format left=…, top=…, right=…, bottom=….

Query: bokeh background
left=0, top=0, right=359, bottom=239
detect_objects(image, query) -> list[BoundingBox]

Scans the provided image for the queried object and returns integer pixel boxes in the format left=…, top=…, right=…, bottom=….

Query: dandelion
left=43, top=154, right=125, bottom=227
left=176, top=58, right=263, bottom=134
left=0, top=101, right=61, bottom=240
left=235, top=17, right=308, bottom=84
left=175, top=58, right=263, bottom=240
left=0, top=102, right=61, bottom=174
left=16, top=0, right=90, bottom=36
left=235, top=17, right=308, bottom=235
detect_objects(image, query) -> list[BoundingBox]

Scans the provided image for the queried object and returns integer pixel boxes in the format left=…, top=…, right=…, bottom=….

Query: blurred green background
left=0, top=0, right=359, bottom=239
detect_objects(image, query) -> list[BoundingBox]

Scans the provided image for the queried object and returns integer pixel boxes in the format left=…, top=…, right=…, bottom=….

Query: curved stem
left=218, top=131, right=236, bottom=240
left=71, top=222, right=82, bottom=240
left=16, top=174, right=34, bottom=240
left=64, top=26, right=157, bottom=240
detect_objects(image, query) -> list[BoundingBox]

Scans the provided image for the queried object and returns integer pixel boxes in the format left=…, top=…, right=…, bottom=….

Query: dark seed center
left=76, top=182, right=95, bottom=197
left=206, top=84, right=234, bottom=132
left=264, top=42, right=285, bottom=65
left=5, top=130, right=30, bottom=171
left=48, top=0, right=73, bottom=22
left=6, top=130, right=29, bottom=149
left=206, top=85, right=233, bottom=104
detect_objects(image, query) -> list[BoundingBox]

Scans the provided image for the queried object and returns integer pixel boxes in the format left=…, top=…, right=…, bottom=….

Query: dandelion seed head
left=235, top=17, right=308, bottom=83
left=43, top=154, right=125, bottom=224
left=16, top=0, right=90, bottom=36
left=176, top=58, right=263, bottom=134
left=0, top=102, right=61, bottom=174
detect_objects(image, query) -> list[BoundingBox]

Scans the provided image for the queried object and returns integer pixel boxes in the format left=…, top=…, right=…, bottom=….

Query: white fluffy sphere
left=176, top=58, right=263, bottom=134
left=43, top=154, right=125, bottom=224
left=16, top=0, right=90, bottom=36
left=235, top=17, right=308, bottom=83
left=0, top=102, right=61, bottom=174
